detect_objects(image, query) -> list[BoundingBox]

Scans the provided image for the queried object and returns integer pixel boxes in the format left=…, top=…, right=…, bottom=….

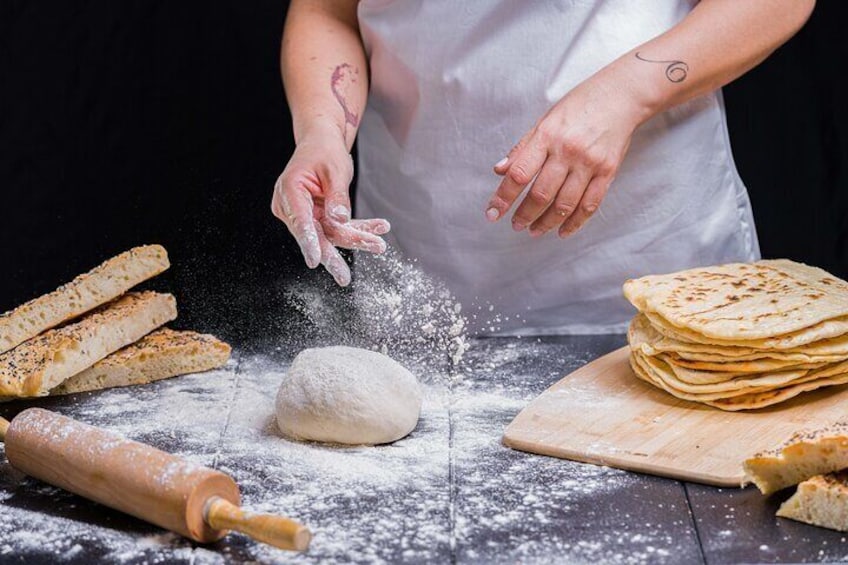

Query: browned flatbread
left=624, top=260, right=848, bottom=340
left=625, top=260, right=848, bottom=411
left=634, top=351, right=819, bottom=393
left=628, top=313, right=848, bottom=362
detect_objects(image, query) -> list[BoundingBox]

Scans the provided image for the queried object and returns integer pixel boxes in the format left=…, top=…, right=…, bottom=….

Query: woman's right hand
left=271, top=126, right=390, bottom=286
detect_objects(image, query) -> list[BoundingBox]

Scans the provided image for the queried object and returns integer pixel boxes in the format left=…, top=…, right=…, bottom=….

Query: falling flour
left=284, top=249, right=473, bottom=375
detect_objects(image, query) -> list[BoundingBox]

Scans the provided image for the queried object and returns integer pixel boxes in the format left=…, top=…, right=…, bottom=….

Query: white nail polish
left=495, top=157, right=509, bottom=168
left=485, top=208, right=500, bottom=221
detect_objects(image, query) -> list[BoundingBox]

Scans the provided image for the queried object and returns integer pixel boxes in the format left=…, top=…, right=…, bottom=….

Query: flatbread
left=674, top=348, right=846, bottom=363
left=630, top=354, right=758, bottom=403
left=705, top=373, right=848, bottom=412
left=632, top=352, right=811, bottom=399
left=644, top=310, right=848, bottom=352
left=625, top=260, right=848, bottom=410
left=665, top=355, right=830, bottom=374
left=628, top=314, right=848, bottom=363
left=631, top=352, right=848, bottom=411
left=624, top=260, right=848, bottom=340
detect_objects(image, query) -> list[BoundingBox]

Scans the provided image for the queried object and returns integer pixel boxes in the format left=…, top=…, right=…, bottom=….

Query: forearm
left=599, top=0, right=815, bottom=125
left=281, top=0, right=367, bottom=150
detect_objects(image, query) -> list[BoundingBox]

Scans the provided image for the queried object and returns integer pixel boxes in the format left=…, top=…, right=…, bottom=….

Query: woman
left=272, top=0, right=815, bottom=334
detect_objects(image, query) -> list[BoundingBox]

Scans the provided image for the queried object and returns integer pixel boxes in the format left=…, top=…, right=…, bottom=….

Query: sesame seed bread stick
left=777, top=471, right=848, bottom=531
left=51, top=328, right=231, bottom=396
left=0, top=292, right=177, bottom=397
left=743, top=422, right=848, bottom=494
left=0, top=245, right=170, bottom=355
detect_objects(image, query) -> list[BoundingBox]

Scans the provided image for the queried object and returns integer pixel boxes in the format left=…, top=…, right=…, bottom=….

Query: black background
left=1, top=1, right=846, bottom=344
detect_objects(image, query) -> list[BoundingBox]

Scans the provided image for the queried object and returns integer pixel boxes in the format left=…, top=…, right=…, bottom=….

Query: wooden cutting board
left=502, top=346, right=848, bottom=487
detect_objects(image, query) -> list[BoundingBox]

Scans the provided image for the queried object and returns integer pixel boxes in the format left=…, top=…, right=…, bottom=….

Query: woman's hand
left=485, top=75, right=646, bottom=238
left=272, top=126, right=390, bottom=286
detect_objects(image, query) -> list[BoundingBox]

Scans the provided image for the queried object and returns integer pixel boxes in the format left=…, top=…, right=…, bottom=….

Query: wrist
left=294, top=117, right=349, bottom=149
left=596, top=54, right=669, bottom=128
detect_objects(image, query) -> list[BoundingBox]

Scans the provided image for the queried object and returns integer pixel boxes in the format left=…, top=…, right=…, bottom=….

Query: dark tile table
left=1, top=334, right=846, bottom=564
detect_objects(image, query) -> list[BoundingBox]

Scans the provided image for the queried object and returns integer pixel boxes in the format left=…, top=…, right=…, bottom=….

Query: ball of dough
left=275, top=346, right=422, bottom=445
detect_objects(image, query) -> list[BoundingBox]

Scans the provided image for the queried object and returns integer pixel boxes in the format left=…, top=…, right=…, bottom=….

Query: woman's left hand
left=485, top=75, right=646, bottom=238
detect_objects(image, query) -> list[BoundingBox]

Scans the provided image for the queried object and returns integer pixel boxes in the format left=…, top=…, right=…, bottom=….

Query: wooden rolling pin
left=0, top=408, right=310, bottom=552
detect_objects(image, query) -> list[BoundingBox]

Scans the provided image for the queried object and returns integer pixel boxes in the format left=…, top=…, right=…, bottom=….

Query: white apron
left=355, top=0, right=760, bottom=335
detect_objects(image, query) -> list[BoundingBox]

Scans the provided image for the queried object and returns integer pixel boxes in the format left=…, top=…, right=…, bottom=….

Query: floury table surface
left=1, top=334, right=846, bottom=564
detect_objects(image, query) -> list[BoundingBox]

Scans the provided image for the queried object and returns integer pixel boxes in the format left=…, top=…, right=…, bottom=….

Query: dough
left=275, top=346, right=422, bottom=445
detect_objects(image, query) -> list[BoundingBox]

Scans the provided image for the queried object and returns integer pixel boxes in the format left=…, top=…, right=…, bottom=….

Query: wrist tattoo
left=634, top=52, right=689, bottom=83
left=331, top=63, right=361, bottom=132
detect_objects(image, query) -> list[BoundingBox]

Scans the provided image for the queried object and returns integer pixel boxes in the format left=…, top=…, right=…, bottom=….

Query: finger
left=320, top=155, right=354, bottom=222
left=558, top=175, right=612, bottom=238
left=510, top=159, right=568, bottom=232
left=324, top=219, right=388, bottom=254
left=528, top=167, right=590, bottom=236
left=315, top=221, right=352, bottom=286
left=485, top=138, right=547, bottom=222
left=349, top=218, right=391, bottom=235
left=493, top=130, right=533, bottom=176
left=273, top=181, right=322, bottom=268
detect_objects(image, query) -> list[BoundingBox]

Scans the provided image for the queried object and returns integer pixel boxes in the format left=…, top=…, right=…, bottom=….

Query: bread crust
left=777, top=470, right=848, bottom=531
left=0, top=245, right=170, bottom=355
left=0, top=291, right=177, bottom=397
left=743, top=423, right=848, bottom=494
left=51, top=328, right=231, bottom=395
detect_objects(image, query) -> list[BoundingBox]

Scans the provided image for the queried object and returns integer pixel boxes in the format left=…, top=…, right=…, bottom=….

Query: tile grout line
left=210, top=348, right=244, bottom=471
left=449, top=363, right=458, bottom=565
left=683, top=482, right=709, bottom=565
left=191, top=348, right=243, bottom=560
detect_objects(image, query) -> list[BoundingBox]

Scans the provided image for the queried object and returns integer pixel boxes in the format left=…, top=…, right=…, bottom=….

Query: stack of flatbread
left=0, top=245, right=230, bottom=400
left=623, top=259, right=848, bottom=411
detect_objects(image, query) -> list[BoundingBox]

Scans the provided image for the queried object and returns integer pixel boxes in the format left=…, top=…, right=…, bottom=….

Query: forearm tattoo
left=634, top=52, right=689, bottom=83
left=331, top=63, right=361, bottom=133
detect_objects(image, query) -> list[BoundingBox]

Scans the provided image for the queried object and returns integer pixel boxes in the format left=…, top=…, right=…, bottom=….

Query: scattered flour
left=0, top=336, right=704, bottom=563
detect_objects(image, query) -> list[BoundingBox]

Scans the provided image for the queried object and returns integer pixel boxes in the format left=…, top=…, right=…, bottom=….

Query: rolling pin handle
left=204, top=497, right=311, bottom=552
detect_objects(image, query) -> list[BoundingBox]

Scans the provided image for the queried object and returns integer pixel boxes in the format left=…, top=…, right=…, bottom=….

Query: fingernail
left=485, top=207, right=500, bottom=222
left=558, top=229, right=572, bottom=239
left=330, top=205, right=351, bottom=221
left=529, top=229, right=543, bottom=237
left=335, top=267, right=352, bottom=287
left=300, top=240, right=321, bottom=268
left=495, top=157, right=509, bottom=169
left=303, top=253, right=318, bottom=269
left=372, top=240, right=387, bottom=254
left=512, top=220, right=525, bottom=232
